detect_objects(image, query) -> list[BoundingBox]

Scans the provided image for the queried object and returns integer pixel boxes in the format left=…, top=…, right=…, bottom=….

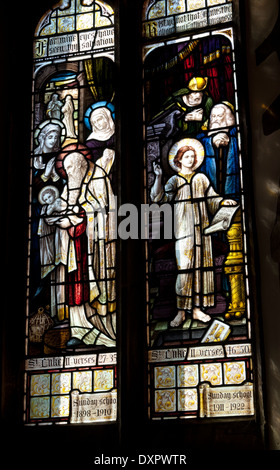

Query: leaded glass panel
left=24, top=0, right=117, bottom=425
left=143, top=1, right=257, bottom=420
left=143, top=0, right=233, bottom=39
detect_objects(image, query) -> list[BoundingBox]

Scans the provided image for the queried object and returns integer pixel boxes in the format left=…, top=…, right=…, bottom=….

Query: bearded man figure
left=54, top=144, right=117, bottom=347
left=198, top=102, right=240, bottom=199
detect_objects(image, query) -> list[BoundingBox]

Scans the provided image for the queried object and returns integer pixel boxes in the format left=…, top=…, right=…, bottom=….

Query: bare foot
left=192, top=307, right=211, bottom=323
left=170, top=310, right=186, bottom=327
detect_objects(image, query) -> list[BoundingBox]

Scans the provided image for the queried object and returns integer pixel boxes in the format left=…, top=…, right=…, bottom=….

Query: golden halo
left=168, top=138, right=205, bottom=172
left=34, top=119, right=66, bottom=146
left=38, top=185, right=60, bottom=205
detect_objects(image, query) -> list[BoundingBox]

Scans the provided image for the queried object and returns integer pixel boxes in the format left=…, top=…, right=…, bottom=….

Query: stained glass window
left=24, top=0, right=117, bottom=425
left=22, top=0, right=263, bottom=431
left=143, top=0, right=257, bottom=420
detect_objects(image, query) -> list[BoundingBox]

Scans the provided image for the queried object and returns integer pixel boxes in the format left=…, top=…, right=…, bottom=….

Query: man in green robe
left=149, top=77, right=214, bottom=141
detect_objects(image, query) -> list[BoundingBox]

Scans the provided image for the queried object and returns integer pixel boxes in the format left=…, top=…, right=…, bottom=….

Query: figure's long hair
left=174, top=146, right=197, bottom=170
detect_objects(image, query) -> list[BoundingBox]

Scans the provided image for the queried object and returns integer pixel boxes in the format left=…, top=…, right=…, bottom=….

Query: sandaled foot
left=170, top=310, right=186, bottom=327
left=192, top=307, right=211, bottom=323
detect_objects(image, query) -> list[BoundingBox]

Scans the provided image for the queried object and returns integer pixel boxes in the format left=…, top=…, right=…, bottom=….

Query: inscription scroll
left=143, top=5, right=232, bottom=39
left=34, top=28, right=114, bottom=60
left=199, top=382, right=254, bottom=418
left=70, top=389, right=117, bottom=423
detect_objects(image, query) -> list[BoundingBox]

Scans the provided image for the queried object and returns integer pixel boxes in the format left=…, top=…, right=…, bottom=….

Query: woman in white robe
left=34, top=120, right=64, bottom=182
left=86, top=106, right=115, bottom=162
left=62, top=95, right=77, bottom=140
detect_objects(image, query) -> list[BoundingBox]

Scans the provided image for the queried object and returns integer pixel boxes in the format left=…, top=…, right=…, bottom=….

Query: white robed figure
left=62, top=95, right=77, bottom=140
left=150, top=138, right=237, bottom=328
left=37, top=145, right=117, bottom=347
left=58, top=147, right=117, bottom=347
left=37, top=185, right=77, bottom=322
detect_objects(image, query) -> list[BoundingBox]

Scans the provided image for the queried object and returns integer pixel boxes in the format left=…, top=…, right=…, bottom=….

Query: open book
left=204, top=204, right=240, bottom=235
left=201, top=319, right=231, bottom=343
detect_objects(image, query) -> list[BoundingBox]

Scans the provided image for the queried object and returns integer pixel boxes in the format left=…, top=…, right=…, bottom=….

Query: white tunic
left=151, top=172, right=222, bottom=309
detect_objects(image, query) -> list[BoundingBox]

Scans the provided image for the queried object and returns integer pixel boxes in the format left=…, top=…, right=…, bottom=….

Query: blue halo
left=84, top=101, right=115, bottom=130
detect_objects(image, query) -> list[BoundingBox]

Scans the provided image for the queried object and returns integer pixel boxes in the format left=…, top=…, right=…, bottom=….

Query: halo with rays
left=168, top=138, right=205, bottom=172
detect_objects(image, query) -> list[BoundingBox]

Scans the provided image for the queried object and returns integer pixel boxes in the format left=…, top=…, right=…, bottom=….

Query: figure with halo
left=52, top=144, right=117, bottom=347
left=198, top=102, right=240, bottom=198
left=33, top=120, right=65, bottom=183
left=84, top=102, right=115, bottom=162
left=37, top=185, right=84, bottom=320
left=150, top=138, right=237, bottom=328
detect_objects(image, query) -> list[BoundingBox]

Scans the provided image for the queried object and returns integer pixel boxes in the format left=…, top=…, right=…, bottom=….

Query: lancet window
left=24, top=0, right=117, bottom=425
left=142, top=0, right=258, bottom=420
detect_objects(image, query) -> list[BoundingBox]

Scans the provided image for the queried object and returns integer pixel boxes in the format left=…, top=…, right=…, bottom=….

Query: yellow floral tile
left=155, top=389, right=176, bottom=413
left=167, top=0, right=186, bottom=15
left=51, top=395, right=70, bottom=418
left=77, top=13, right=93, bottom=30
left=40, top=18, right=56, bottom=36
left=177, top=364, right=199, bottom=387
left=224, top=361, right=246, bottom=385
left=178, top=389, right=198, bottom=411
left=58, top=16, right=75, bottom=33
left=200, top=363, right=222, bottom=386
left=95, top=12, right=112, bottom=27
left=73, top=371, right=93, bottom=392
left=94, top=369, right=114, bottom=392
left=154, top=366, right=176, bottom=389
left=149, top=1, right=166, bottom=19
left=30, top=374, right=50, bottom=396
left=52, top=373, right=72, bottom=395
left=187, top=0, right=206, bottom=10
left=30, top=396, right=50, bottom=419
left=207, top=0, right=226, bottom=5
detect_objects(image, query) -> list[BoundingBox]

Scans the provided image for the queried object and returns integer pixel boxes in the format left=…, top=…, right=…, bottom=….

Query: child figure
left=37, top=185, right=84, bottom=320
left=150, top=138, right=237, bottom=328
left=38, top=185, right=82, bottom=226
